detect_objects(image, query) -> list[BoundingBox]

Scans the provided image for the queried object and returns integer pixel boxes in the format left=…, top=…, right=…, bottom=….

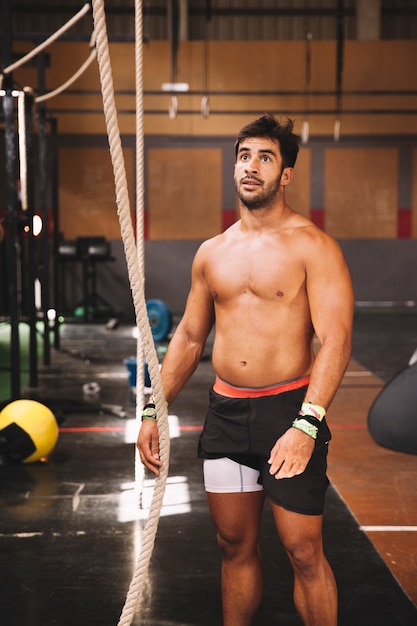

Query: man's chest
left=205, top=245, right=306, bottom=303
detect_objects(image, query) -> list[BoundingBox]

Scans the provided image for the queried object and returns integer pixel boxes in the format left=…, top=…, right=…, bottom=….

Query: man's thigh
left=207, top=490, right=266, bottom=545
left=203, top=458, right=265, bottom=543
left=269, top=499, right=325, bottom=551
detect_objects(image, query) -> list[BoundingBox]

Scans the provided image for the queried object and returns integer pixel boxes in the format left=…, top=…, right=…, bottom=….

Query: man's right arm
left=137, top=244, right=215, bottom=475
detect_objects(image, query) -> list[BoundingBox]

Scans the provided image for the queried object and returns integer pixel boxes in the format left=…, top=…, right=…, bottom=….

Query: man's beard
left=235, top=175, right=282, bottom=210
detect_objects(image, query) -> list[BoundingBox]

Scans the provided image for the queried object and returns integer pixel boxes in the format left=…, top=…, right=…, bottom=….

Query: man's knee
left=216, top=532, right=234, bottom=558
left=216, top=528, right=258, bottom=562
left=284, top=536, right=323, bottom=576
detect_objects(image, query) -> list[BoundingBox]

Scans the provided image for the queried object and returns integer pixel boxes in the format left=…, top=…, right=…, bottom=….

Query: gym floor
left=0, top=310, right=417, bottom=626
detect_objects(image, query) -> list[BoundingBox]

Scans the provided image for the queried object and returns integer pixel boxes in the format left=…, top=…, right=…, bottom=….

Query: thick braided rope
left=1, top=3, right=91, bottom=80
left=134, top=0, right=145, bottom=422
left=135, top=1, right=145, bottom=284
left=90, top=2, right=170, bottom=625
left=35, top=33, right=97, bottom=104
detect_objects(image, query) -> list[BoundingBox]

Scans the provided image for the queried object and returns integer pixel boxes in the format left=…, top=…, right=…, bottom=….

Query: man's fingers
left=137, top=422, right=163, bottom=476
left=138, top=447, right=163, bottom=476
left=268, top=429, right=314, bottom=479
left=274, top=458, right=307, bottom=479
left=268, top=454, right=284, bottom=476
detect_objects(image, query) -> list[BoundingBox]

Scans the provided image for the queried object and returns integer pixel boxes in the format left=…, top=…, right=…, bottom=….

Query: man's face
left=234, top=136, right=288, bottom=210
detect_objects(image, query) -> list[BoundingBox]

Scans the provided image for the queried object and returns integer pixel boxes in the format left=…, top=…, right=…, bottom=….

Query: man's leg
left=207, top=490, right=265, bottom=626
left=271, top=503, right=338, bottom=626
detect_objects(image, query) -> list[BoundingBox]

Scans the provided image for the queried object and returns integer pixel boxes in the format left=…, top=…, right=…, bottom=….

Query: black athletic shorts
left=198, top=377, right=331, bottom=516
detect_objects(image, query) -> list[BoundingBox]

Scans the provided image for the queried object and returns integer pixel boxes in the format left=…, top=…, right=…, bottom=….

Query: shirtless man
left=137, top=114, right=354, bottom=626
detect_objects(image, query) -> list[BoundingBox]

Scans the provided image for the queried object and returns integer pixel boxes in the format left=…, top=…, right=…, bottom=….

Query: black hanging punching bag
left=368, top=361, right=417, bottom=455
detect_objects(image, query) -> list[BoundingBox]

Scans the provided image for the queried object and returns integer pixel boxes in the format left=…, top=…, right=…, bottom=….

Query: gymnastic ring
left=168, top=95, right=178, bottom=120
left=201, top=95, right=210, bottom=119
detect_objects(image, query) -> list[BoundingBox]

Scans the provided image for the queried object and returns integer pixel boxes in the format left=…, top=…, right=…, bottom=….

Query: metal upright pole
left=37, top=49, right=51, bottom=366
left=49, top=116, right=61, bottom=350
left=24, top=90, right=39, bottom=389
left=3, top=92, right=21, bottom=400
left=2, top=0, right=21, bottom=400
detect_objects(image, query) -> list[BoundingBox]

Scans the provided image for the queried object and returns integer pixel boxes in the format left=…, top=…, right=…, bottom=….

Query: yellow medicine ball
left=0, top=399, right=59, bottom=463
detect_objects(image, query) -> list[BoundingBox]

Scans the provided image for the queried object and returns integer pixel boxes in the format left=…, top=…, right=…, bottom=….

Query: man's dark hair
left=234, top=114, right=300, bottom=169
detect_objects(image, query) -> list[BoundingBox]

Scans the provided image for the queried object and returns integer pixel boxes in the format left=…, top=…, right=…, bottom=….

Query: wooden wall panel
left=325, top=148, right=398, bottom=238
left=59, top=147, right=134, bottom=239
left=147, top=148, right=222, bottom=239
left=344, top=41, right=417, bottom=92
left=11, top=40, right=417, bottom=137
left=285, top=147, right=311, bottom=219
left=10, top=38, right=416, bottom=242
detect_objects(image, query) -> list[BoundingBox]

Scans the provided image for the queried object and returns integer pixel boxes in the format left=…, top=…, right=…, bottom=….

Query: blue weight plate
left=146, top=299, right=172, bottom=342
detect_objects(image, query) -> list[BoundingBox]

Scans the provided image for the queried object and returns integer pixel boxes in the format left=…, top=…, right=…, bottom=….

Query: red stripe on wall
left=398, top=209, right=412, bottom=239
left=310, top=209, right=325, bottom=230
left=222, top=209, right=238, bottom=231
left=144, top=210, right=149, bottom=239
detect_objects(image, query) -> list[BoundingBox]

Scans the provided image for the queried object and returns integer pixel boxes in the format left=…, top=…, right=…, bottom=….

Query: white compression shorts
left=203, top=457, right=264, bottom=493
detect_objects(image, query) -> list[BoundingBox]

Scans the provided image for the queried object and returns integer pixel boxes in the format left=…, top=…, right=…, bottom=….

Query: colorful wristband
left=141, top=405, right=157, bottom=421
left=299, top=401, right=326, bottom=422
left=141, top=394, right=169, bottom=421
left=297, top=414, right=321, bottom=429
left=149, top=394, right=169, bottom=407
left=292, top=417, right=318, bottom=440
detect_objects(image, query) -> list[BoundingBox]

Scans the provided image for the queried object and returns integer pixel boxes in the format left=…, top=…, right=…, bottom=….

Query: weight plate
left=146, top=299, right=172, bottom=342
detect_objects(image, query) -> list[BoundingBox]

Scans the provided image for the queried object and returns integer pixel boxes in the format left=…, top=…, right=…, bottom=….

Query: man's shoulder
left=286, top=213, right=343, bottom=261
left=193, top=225, right=237, bottom=269
left=199, top=222, right=241, bottom=251
left=290, top=211, right=335, bottom=241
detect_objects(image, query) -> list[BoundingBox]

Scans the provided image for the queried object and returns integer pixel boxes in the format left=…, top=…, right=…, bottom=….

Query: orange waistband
left=213, top=375, right=310, bottom=398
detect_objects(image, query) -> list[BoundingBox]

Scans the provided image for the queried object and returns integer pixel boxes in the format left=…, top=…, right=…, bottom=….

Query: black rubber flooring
left=0, top=312, right=416, bottom=625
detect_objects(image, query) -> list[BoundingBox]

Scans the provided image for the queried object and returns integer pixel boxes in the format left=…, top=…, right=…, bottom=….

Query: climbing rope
left=2, top=2, right=168, bottom=620
left=1, top=2, right=91, bottom=84
left=1, top=3, right=95, bottom=101
left=90, top=2, right=170, bottom=625
left=2, top=3, right=95, bottom=209
left=135, top=0, right=145, bottom=423
left=35, top=32, right=97, bottom=104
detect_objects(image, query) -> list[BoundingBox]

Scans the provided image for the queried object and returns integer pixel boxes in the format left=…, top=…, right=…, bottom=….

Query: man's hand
left=137, top=420, right=163, bottom=476
left=268, top=427, right=315, bottom=479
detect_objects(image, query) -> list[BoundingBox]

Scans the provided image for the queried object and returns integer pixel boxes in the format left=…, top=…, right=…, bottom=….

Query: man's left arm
left=303, top=234, right=354, bottom=409
left=268, top=233, right=354, bottom=479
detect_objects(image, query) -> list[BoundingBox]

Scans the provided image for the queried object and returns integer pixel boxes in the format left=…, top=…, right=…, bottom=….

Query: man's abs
left=211, top=333, right=314, bottom=388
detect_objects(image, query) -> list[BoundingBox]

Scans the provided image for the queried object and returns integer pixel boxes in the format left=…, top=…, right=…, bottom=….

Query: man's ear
left=280, top=167, right=294, bottom=186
